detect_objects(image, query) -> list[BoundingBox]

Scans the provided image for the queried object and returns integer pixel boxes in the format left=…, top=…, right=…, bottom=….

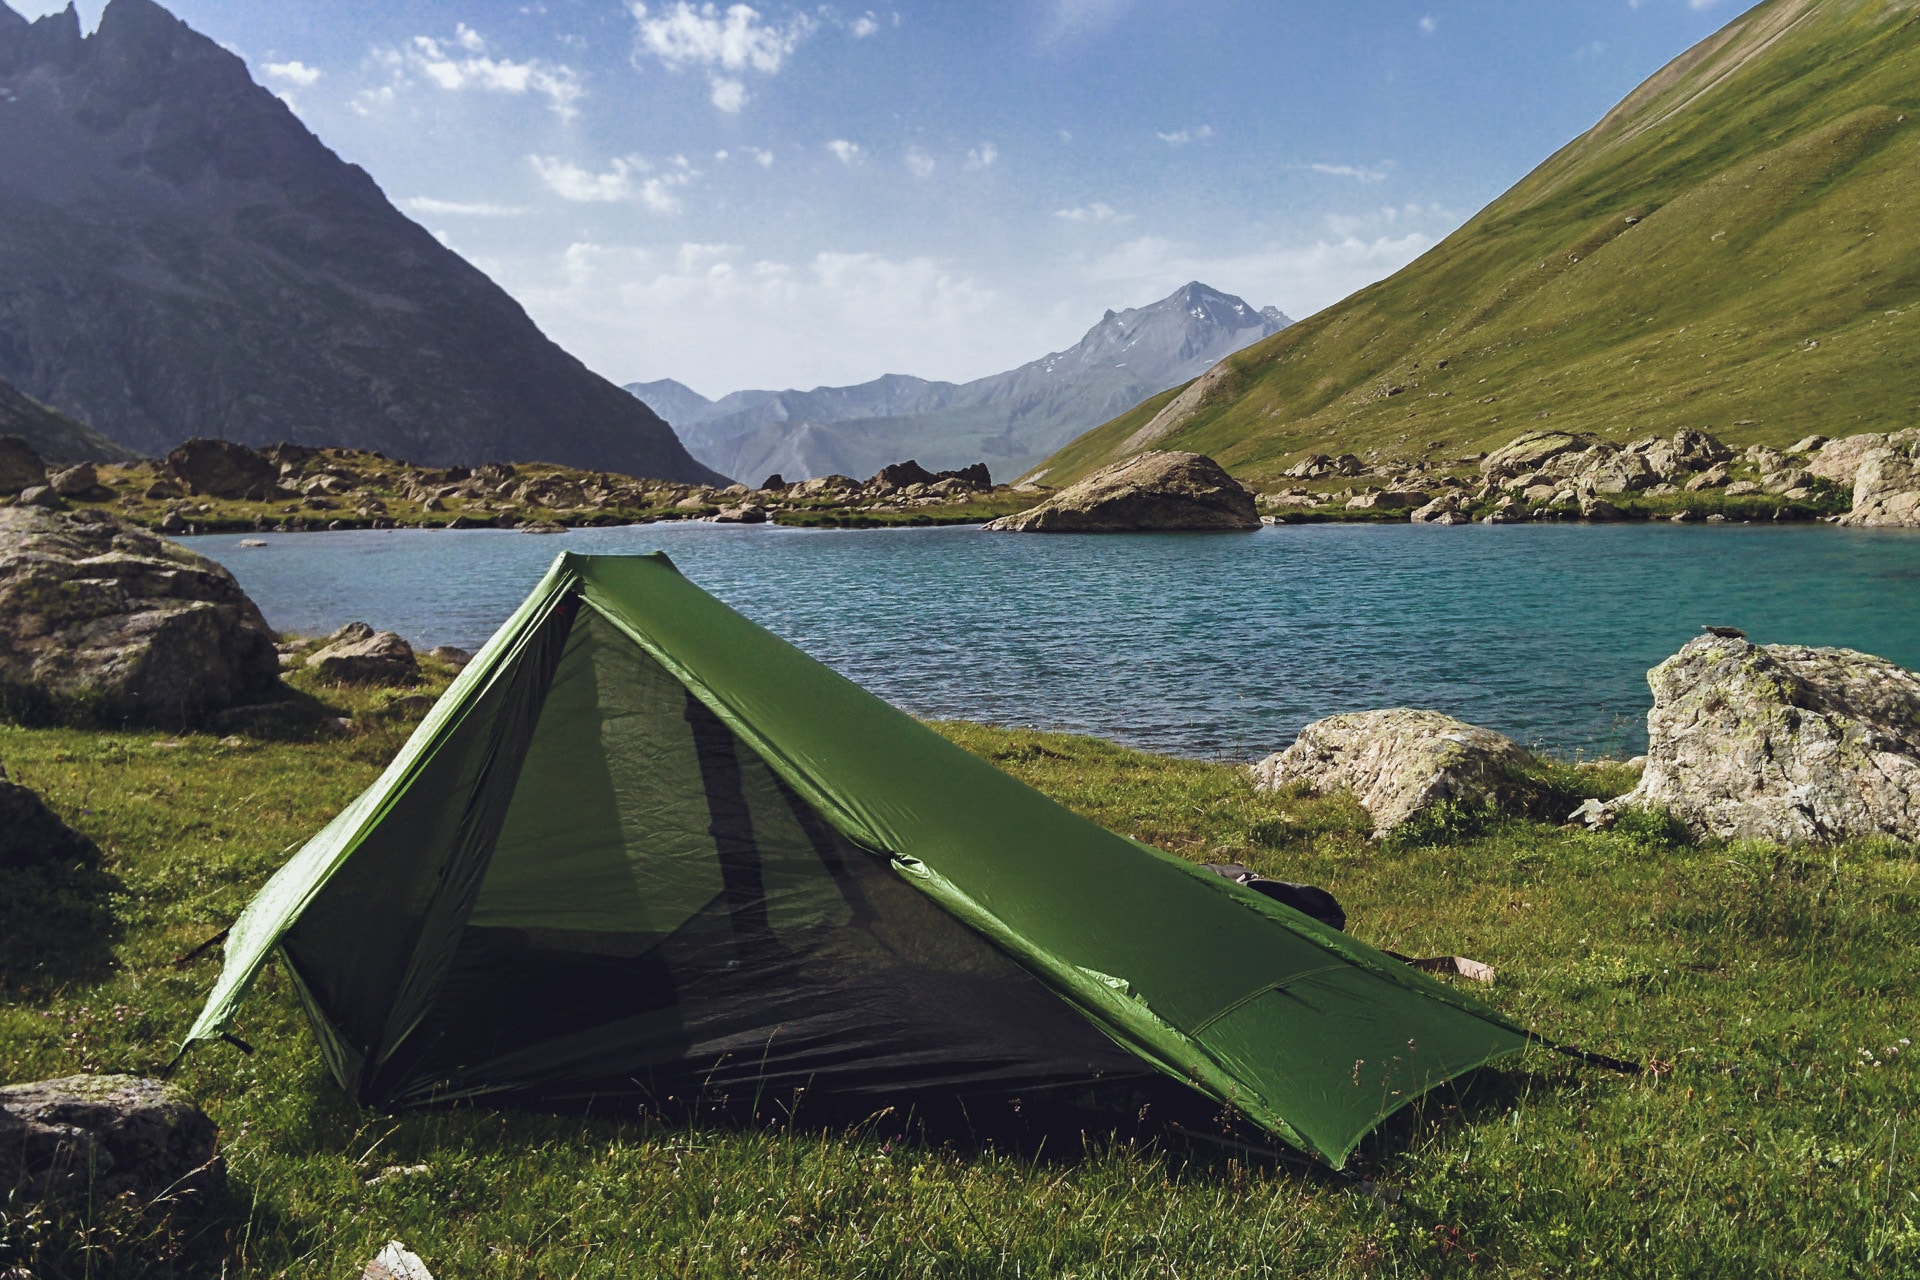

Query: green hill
left=1036, top=0, right=1920, bottom=488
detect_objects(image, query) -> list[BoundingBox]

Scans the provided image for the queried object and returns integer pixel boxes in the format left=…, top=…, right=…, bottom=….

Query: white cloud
left=1042, top=0, right=1128, bottom=42
left=826, top=138, right=864, bottom=165
left=351, top=85, right=396, bottom=115
left=1155, top=124, right=1212, bottom=146
left=530, top=155, right=695, bottom=210
left=1309, top=162, right=1389, bottom=183
left=403, top=196, right=528, bottom=216
left=376, top=25, right=584, bottom=119
left=709, top=75, right=748, bottom=111
left=494, top=242, right=1019, bottom=392
left=964, top=141, right=998, bottom=170
left=904, top=146, right=935, bottom=178
left=850, top=12, right=880, bottom=37
left=746, top=146, right=775, bottom=167
left=263, top=60, right=322, bottom=86
left=631, top=2, right=811, bottom=70
left=1054, top=201, right=1129, bottom=224
left=1418, top=14, right=1437, bottom=34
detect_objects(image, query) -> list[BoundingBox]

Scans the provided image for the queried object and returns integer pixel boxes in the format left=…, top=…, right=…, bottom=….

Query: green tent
left=185, top=551, right=1529, bottom=1167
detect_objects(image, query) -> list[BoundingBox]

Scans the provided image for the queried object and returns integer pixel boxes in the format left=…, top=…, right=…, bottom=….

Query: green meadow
left=3, top=671, right=1918, bottom=1277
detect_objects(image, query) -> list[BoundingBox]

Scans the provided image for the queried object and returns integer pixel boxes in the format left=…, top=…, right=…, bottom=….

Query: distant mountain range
left=1039, top=0, right=1920, bottom=489
left=0, top=0, right=722, bottom=483
left=628, top=282, right=1291, bottom=484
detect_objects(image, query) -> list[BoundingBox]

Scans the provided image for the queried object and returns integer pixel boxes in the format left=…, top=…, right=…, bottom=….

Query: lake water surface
left=184, top=522, right=1920, bottom=762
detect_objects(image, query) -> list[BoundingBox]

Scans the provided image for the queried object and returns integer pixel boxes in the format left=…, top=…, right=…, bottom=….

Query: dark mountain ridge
left=0, top=0, right=723, bottom=483
left=629, top=282, right=1290, bottom=482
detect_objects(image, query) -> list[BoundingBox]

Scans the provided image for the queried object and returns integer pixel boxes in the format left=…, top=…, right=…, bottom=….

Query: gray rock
left=1600, top=634, right=1920, bottom=843
left=1250, top=708, right=1542, bottom=837
left=0, top=508, right=282, bottom=727
left=984, top=451, right=1258, bottom=533
left=166, top=439, right=280, bottom=499
left=306, top=627, right=419, bottom=686
left=1837, top=448, right=1920, bottom=528
left=427, top=644, right=473, bottom=669
left=0, top=1075, right=220, bottom=1205
left=0, top=762, right=101, bottom=870
left=1805, top=429, right=1920, bottom=487
left=47, top=462, right=98, bottom=498
left=0, top=435, right=48, bottom=496
left=713, top=502, right=769, bottom=524
left=1578, top=495, right=1623, bottom=521
left=1480, top=431, right=1593, bottom=481
left=362, top=1240, right=436, bottom=1280
left=1410, top=492, right=1465, bottom=524
left=16, top=484, right=64, bottom=509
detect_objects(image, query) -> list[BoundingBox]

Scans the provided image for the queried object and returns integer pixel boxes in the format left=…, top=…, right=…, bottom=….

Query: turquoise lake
left=184, top=522, right=1920, bottom=762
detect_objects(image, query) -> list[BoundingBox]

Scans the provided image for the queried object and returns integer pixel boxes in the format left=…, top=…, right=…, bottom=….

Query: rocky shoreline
left=2, top=423, right=1917, bottom=536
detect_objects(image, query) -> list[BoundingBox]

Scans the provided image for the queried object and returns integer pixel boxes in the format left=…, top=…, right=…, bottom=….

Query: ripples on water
left=185, top=522, right=1920, bottom=762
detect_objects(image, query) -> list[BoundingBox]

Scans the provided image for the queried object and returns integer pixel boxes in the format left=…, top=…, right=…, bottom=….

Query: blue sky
left=24, top=0, right=1741, bottom=396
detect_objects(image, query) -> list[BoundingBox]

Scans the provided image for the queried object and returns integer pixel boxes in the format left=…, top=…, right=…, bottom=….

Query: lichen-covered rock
left=1804, top=429, right=1920, bottom=488
left=0, top=762, right=102, bottom=870
left=0, top=508, right=283, bottom=727
left=166, top=438, right=280, bottom=499
left=1600, top=634, right=1920, bottom=843
left=0, top=1075, right=220, bottom=1205
left=1251, top=709, right=1542, bottom=837
left=0, top=435, right=50, bottom=496
left=983, top=451, right=1258, bottom=532
left=1480, top=431, right=1594, bottom=481
left=1837, top=446, right=1920, bottom=528
left=48, top=462, right=99, bottom=498
left=306, top=623, right=419, bottom=685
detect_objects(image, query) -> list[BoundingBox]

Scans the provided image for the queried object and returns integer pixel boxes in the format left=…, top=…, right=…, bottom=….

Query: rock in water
left=0, top=508, right=282, bottom=727
left=166, top=438, right=281, bottom=499
left=0, top=762, right=102, bottom=870
left=1837, top=446, right=1920, bottom=528
left=983, top=451, right=1258, bottom=532
left=306, top=625, right=419, bottom=686
left=1599, top=634, right=1920, bottom=843
left=0, top=1075, right=220, bottom=1205
left=1251, top=709, right=1542, bottom=837
left=0, top=435, right=49, bottom=495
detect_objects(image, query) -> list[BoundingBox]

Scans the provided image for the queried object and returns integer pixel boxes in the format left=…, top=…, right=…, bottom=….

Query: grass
left=3, top=708, right=1919, bottom=1276
left=1040, top=0, right=1920, bottom=488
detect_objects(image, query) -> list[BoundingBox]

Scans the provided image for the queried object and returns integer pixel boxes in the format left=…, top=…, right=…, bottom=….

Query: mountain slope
left=629, top=283, right=1290, bottom=482
left=0, top=377, right=140, bottom=464
left=1039, top=0, right=1920, bottom=488
left=0, top=0, right=723, bottom=484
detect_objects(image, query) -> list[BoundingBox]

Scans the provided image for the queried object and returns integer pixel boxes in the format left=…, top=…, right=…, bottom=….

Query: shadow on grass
left=0, top=855, right=123, bottom=1002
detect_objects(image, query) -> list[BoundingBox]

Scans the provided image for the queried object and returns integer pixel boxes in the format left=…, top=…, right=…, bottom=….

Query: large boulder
left=1480, top=431, right=1595, bottom=482
left=166, top=437, right=280, bottom=499
left=0, top=508, right=282, bottom=727
left=0, top=1075, right=220, bottom=1205
left=1251, top=709, right=1542, bottom=837
left=1805, top=429, right=1920, bottom=488
left=0, top=435, right=48, bottom=496
left=306, top=622, right=419, bottom=686
left=983, top=451, right=1258, bottom=533
left=0, top=762, right=102, bottom=870
left=1836, top=445, right=1920, bottom=528
left=1597, top=634, right=1920, bottom=843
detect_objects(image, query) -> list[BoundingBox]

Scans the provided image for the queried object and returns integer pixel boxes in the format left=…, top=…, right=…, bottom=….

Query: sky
left=23, top=0, right=1744, bottom=398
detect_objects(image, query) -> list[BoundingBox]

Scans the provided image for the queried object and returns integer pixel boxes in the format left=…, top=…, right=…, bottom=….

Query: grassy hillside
left=0, top=379, right=140, bottom=465
left=1039, top=0, right=1920, bottom=488
left=5, top=699, right=1920, bottom=1276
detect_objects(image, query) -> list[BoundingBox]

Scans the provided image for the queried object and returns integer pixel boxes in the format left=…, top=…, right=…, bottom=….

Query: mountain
left=0, top=377, right=140, bottom=464
left=0, top=0, right=723, bottom=484
left=1036, top=0, right=1920, bottom=488
left=627, top=282, right=1291, bottom=483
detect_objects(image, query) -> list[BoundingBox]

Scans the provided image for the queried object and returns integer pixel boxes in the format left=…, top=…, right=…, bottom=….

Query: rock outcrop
left=984, top=451, right=1259, bottom=533
left=0, top=762, right=102, bottom=870
left=1594, top=634, right=1920, bottom=844
left=167, top=438, right=283, bottom=499
left=1251, top=709, right=1542, bottom=837
left=1837, top=440, right=1920, bottom=528
left=1, top=1074, right=220, bottom=1205
left=0, top=507, right=282, bottom=726
left=306, top=622, right=419, bottom=686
